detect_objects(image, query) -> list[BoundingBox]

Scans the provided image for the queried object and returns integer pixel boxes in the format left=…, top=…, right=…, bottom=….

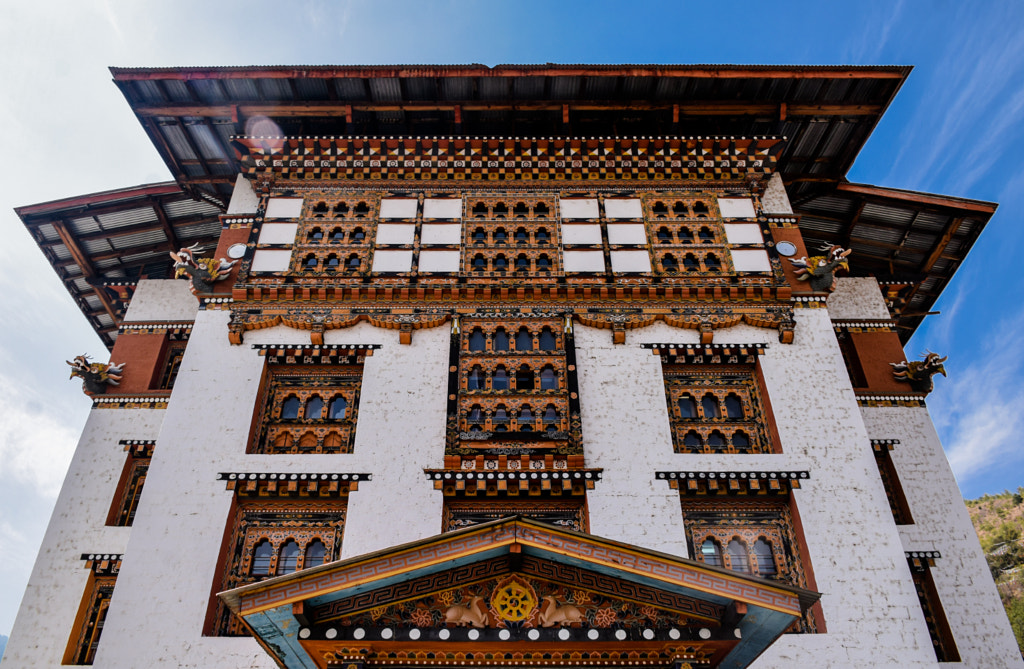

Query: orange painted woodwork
left=843, top=331, right=912, bottom=394
left=108, top=333, right=167, bottom=393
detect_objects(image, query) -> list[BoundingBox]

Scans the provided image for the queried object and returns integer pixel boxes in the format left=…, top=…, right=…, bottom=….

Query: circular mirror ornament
left=775, top=241, right=797, bottom=257
left=226, top=243, right=248, bottom=259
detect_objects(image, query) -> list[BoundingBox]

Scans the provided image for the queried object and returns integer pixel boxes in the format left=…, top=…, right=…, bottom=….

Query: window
left=908, top=553, right=960, bottom=662
left=249, top=347, right=369, bottom=455
left=208, top=474, right=356, bottom=636
left=873, top=440, right=914, bottom=525
left=462, top=197, right=560, bottom=278
left=106, top=441, right=153, bottom=527
left=653, top=344, right=774, bottom=455
left=157, top=340, right=187, bottom=390
left=63, top=557, right=119, bottom=665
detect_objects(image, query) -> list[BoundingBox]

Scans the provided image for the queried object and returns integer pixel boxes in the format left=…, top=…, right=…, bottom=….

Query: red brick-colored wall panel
left=211, top=225, right=252, bottom=295
left=847, top=331, right=909, bottom=393
left=768, top=226, right=812, bottom=293
left=108, top=333, right=166, bottom=393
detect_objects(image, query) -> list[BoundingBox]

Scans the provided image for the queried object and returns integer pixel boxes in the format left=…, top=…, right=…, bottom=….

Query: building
left=4, top=64, right=1021, bottom=668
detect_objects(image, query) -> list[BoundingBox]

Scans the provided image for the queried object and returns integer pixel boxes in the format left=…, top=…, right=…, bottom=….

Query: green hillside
left=966, top=489, right=1024, bottom=654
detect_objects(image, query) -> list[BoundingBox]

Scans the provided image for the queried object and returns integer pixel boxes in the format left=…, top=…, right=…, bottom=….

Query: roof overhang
left=220, top=517, right=818, bottom=669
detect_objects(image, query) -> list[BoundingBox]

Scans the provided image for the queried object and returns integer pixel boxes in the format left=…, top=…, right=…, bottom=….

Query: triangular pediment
left=221, top=517, right=817, bottom=669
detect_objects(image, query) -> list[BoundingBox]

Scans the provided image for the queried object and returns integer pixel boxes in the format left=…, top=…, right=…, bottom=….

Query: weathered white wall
left=760, top=173, right=793, bottom=215
left=862, top=407, right=1024, bottom=667
left=1, top=410, right=163, bottom=668
left=827, top=277, right=893, bottom=320
left=226, top=174, right=259, bottom=215
left=92, top=314, right=447, bottom=668
left=122, top=279, right=198, bottom=323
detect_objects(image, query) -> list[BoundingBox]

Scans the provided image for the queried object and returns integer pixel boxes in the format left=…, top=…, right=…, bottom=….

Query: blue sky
left=1, top=0, right=1022, bottom=639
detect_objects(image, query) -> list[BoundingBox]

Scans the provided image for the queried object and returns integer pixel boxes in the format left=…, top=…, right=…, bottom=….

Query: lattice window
left=442, top=498, right=587, bottom=533
left=680, top=497, right=817, bottom=633
left=464, top=195, right=561, bottom=277
left=249, top=357, right=365, bottom=455
left=287, top=192, right=379, bottom=276
left=106, top=441, right=153, bottom=527
left=157, top=340, right=187, bottom=390
left=207, top=475, right=363, bottom=637
left=662, top=366, right=772, bottom=455
left=908, top=552, right=959, bottom=662
left=63, top=556, right=120, bottom=665
left=872, top=440, right=914, bottom=525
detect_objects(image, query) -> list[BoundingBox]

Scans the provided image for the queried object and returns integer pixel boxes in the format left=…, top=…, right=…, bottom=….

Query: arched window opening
left=308, top=227, right=324, bottom=242
left=515, top=254, right=529, bottom=271
left=304, top=540, right=327, bottom=569
left=298, top=432, right=317, bottom=450
left=305, top=396, right=324, bottom=420
left=251, top=540, right=273, bottom=576
left=493, top=405, right=509, bottom=424
left=543, top=404, right=559, bottom=423
left=700, top=539, right=723, bottom=567
left=277, top=540, right=300, bottom=575
left=657, top=227, right=672, bottom=243
left=753, top=538, right=776, bottom=577
left=662, top=254, right=679, bottom=273
left=346, top=255, right=360, bottom=272
left=672, top=201, right=687, bottom=216
left=537, top=255, right=551, bottom=272
left=705, top=254, right=721, bottom=271
left=472, top=202, right=488, bottom=218
left=493, top=328, right=510, bottom=351
left=731, top=431, right=751, bottom=450
left=652, top=201, right=668, bottom=216
left=518, top=405, right=533, bottom=428
left=727, top=539, right=751, bottom=574
left=303, top=254, right=318, bottom=270
left=328, top=396, right=348, bottom=420
left=273, top=432, right=292, bottom=450
left=473, top=228, right=486, bottom=244
left=333, top=201, right=349, bottom=216
left=354, top=201, right=370, bottom=216
left=330, top=228, right=344, bottom=242
left=725, top=394, right=744, bottom=419
left=515, top=328, right=533, bottom=351
left=493, top=202, right=509, bottom=218
left=467, top=405, right=483, bottom=424
left=678, top=227, right=694, bottom=244
left=281, top=395, right=301, bottom=420
left=683, top=253, right=700, bottom=272
left=698, top=226, right=714, bottom=243
left=534, top=202, right=549, bottom=218
left=493, top=228, right=508, bottom=244
left=540, top=365, right=557, bottom=390
left=538, top=327, right=556, bottom=351
left=513, top=202, right=529, bottom=217
left=467, top=366, right=484, bottom=390
left=692, top=201, right=709, bottom=217
left=493, top=255, right=508, bottom=272
left=516, top=365, right=535, bottom=391
left=683, top=431, right=703, bottom=448
left=702, top=394, right=720, bottom=418
left=472, top=254, right=487, bottom=273
left=326, top=254, right=340, bottom=270
left=351, top=227, right=366, bottom=242
left=707, top=431, right=727, bottom=450
left=492, top=366, right=509, bottom=390
left=323, top=432, right=344, bottom=450
left=515, top=228, right=529, bottom=244
left=468, top=328, right=486, bottom=351
left=677, top=395, right=697, bottom=418
left=536, top=227, right=550, bottom=243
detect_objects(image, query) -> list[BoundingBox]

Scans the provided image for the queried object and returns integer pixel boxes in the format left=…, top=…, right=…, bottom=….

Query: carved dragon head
left=169, top=242, right=203, bottom=270
left=66, top=354, right=92, bottom=378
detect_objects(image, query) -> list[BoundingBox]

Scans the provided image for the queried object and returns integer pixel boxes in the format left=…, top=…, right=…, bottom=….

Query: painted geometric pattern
left=237, top=136, right=782, bottom=183
left=442, top=499, right=586, bottom=533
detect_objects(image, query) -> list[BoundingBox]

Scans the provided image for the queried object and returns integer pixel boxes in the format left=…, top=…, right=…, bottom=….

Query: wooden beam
left=919, top=217, right=964, bottom=273
left=52, top=218, right=121, bottom=325
left=39, top=212, right=216, bottom=247
left=151, top=201, right=182, bottom=252
left=836, top=183, right=997, bottom=215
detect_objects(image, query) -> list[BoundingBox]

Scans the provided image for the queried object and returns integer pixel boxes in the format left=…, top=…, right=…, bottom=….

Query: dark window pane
left=252, top=540, right=272, bottom=576
left=277, top=540, right=300, bottom=575
left=281, top=396, right=301, bottom=419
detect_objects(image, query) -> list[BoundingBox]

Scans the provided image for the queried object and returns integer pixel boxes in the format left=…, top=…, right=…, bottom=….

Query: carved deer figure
left=444, top=596, right=488, bottom=628
left=538, top=595, right=583, bottom=627
left=169, top=243, right=237, bottom=295
left=891, top=351, right=948, bottom=394
left=67, top=354, right=125, bottom=396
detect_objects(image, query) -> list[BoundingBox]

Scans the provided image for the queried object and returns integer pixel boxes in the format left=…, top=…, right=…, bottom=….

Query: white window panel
left=375, top=223, right=416, bottom=245
left=264, top=197, right=303, bottom=219
left=603, top=198, right=643, bottom=219
left=372, top=250, right=414, bottom=272
left=559, top=198, right=599, bottom=219
left=421, top=223, right=463, bottom=245
left=563, top=250, right=606, bottom=272
left=717, top=197, right=756, bottom=219
left=418, top=250, right=461, bottom=272
left=730, top=249, right=772, bottom=273
left=379, top=198, right=419, bottom=219
left=610, top=250, right=652, bottom=273
left=257, top=222, right=298, bottom=245
left=607, top=223, right=648, bottom=245
left=724, top=223, right=764, bottom=245
left=423, top=198, right=463, bottom=220
left=250, top=249, right=292, bottom=273
left=561, top=223, right=602, bottom=245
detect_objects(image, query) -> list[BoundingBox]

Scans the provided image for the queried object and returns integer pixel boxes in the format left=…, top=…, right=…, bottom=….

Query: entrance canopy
left=221, top=517, right=817, bottom=669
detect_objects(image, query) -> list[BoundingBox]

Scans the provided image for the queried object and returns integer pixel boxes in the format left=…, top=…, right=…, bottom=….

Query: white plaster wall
left=122, top=279, right=198, bottom=323
left=2, top=410, right=164, bottom=669
left=92, top=313, right=447, bottom=668
left=827, top=277, right=893, bottom=320
left=226, top=174, right=259, bottom=215
left=760, top=173, right=794, bottom=215
left=863, top=406, right=1024, bottom=667
left=578, top=311, right=942, bottom=667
